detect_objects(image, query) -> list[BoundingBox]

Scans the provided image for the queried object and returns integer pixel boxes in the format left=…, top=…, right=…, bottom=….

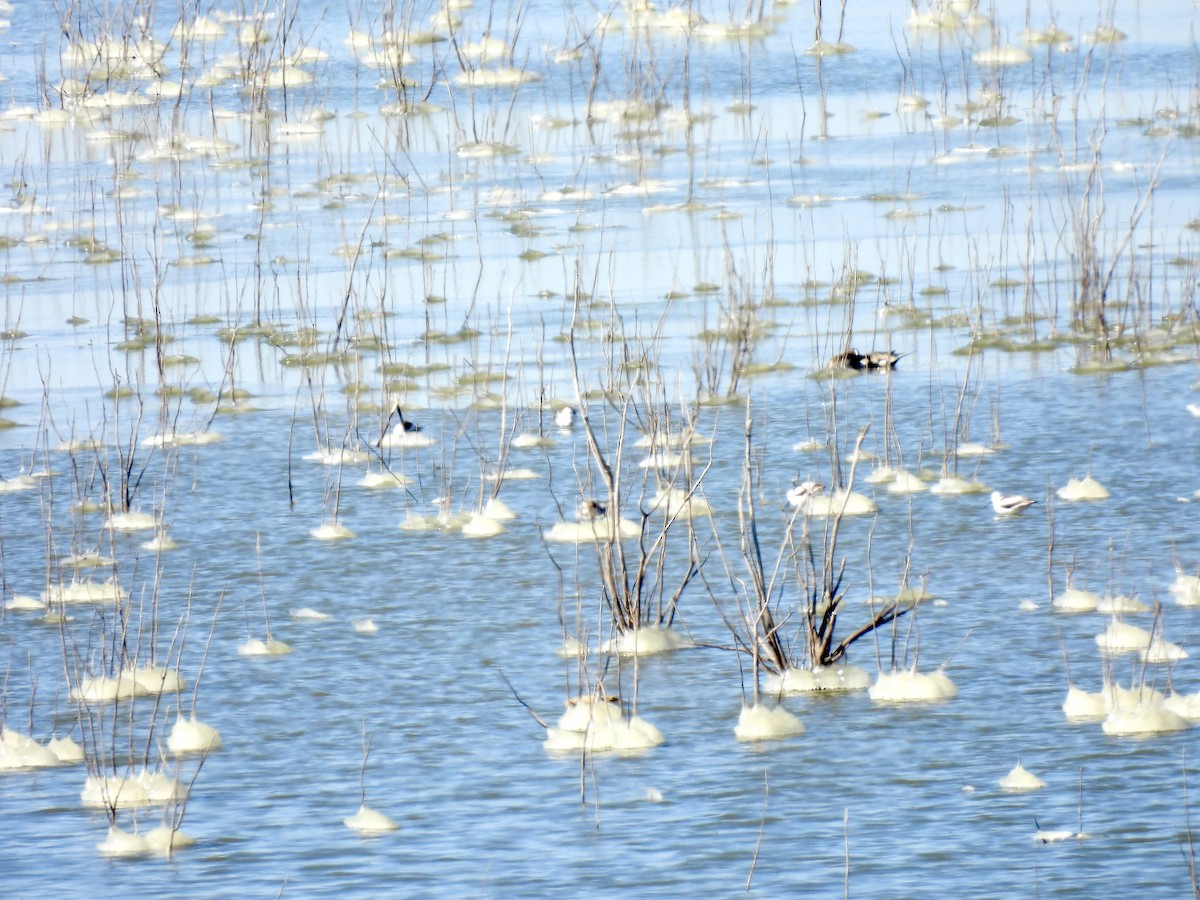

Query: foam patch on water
left=734, top=703, right=805, bottom=741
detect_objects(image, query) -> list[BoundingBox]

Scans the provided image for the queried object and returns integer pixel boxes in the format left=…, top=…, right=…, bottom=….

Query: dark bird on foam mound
left=829, top=349, right=904, bottom=371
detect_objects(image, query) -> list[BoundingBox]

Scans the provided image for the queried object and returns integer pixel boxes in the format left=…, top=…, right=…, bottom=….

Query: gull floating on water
left=991, top=491, right=1036, bottom=515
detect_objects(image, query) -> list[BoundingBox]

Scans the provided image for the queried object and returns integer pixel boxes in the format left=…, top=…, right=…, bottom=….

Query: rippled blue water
left=1, top=0, right=1199, bottom=897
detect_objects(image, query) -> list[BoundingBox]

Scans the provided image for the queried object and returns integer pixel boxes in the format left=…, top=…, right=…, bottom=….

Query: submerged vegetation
left=0, top=0, right=1199, bottom=893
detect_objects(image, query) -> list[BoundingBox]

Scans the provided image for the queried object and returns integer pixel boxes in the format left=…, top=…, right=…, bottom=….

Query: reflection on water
left=0, top=0, right=1199, bottom=896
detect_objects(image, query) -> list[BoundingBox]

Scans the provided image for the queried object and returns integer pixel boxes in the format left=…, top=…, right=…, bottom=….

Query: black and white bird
left=787, top=480, right=824, bottom=507
left=829, top=348, right=903, bottom=371
left=990, top=490, right=1036, bottom=515
left=577, top=499, right=607, bottom=521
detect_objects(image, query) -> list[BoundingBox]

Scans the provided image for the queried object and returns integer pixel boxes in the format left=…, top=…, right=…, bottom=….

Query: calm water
left=1, top=0, right=1199, bottom=896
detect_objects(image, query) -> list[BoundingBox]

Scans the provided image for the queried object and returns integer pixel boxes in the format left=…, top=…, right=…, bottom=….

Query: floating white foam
left=930, top=475, right=988, bottom=495
left=1164, top=691, right=1200, bottom=722
left=956, top=442, right=995, bottom=457
left=1140, top=637, right=1188, bottom=664
left=167, top=715, right=223, bottom=755
left=1168, top=573, right=1200, bottom=607
left=1102, top=693, right=1190, bottom=735
left=734, top=703, right=805, bottom=741
left=461, top=514, right=506, bottom=537
left=601, top=626, right=686, bottom=656
left=106, top=510, right=158, bottom=531
left=312, top=522, right=355, bottom=541
left=868, top=668, right=958, bottom=702
left=485, top=467, right=540, bottom=481
left=543, top=697, right=664, bottom=753
left=142, top=430, right=222, bottom=448
left=1052, top=587, right=1101, bottom=612
left=762, top=664, right=872, bottom=694
left=797, top=490, right=878, bottom=516
left=142, top=532, right=177, bottom=552
left=379, top=429, right=434, bottom=449
left=649, top=487, right=711, bottom=520
left=291, top=607, right=331, bottom=620
left=481, top=498, right=516, bottom=520
left=358, top=471, right=411, bottom=488
left=1095, top=621, right=1152, bottom=654
left=1063, top=686, right=1108, bottom=719
left=999, top=762, right=1046, bottom=791
left=1095, top=594, right=1148, bottom=614
left=352, top=617, right=378, bottom=634
left=886, top=470, right=928, bottom=494
left=544, top=518, right=641, bottom=543
left=97, top=826, right=151, bottom=857
left=1056, top=476, right=1109, bottom=501
left=43, top=578, right=128, bottom=605
left=511, top=432, right=553, bottom=450
left=238, top=638, right=294, bottom=656
left=144, top=825, right=195, bottom=855
left=5, top=594, right=43, bottom=612
left=345, top=804, right=399, bottom=834
left=82, top=771, right=181, bottom=808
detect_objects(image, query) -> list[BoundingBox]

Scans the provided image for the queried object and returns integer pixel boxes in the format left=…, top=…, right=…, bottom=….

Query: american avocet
left=991, top=490, right=1036, bottom=515
left=577, top=499, right=606, bottom=521
left=829, top=349, right=903, bottom=371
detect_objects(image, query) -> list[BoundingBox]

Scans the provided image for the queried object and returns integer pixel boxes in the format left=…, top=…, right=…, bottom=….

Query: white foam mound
left=358, top=471, right=410, bottom=488
left=999, top=762, right=1046, bottom=792
left=43, top=577, right=128, bottom=605
left=105, top=510, right=158, bottom=531
left=1095, top=621, right=1152, bottom=654
left=344, top=804, right=399, bottom=834
left=142, top=532, right=177, bottom=552
left=1096, top=594, right=1148, bottom=614
left=799, top=490, right=878, bottom=516
left=352, top=617, right=378, bottom=634
left=544, top=518, right=641, bottom=543
left=956, top=442, right=995, bottom=457
left=46, top=735, right=85, bottom=763
left=238, top=637, right=294, bottom=656
left=97, top=826, right=151, bottom=857
left=511, top=432, right=553, bottom=450
left=6, top=594, right=44, bottom=611
left=142, top=430, right=222, bottom=448
left=380, top=429, right=435, bottom=449
left=869, top=668, right=958, bottom=702
left=1056, top=476, right=1109, bottom=501
left=601, top=626, right=686, bottom=656
left=144, top=825, right=195, bottom=854
left=1141, top=637, right=1188, bottom=664
left=61, top=551, right=115, bottom=568
left=1052, top=587, right=1101, bottom=612
left=649, top=487, right=712, bottom=520
left=71, top=665, right=184, bottom=702
left=1102, top=697, right=1191, bottom=736
left=929, top=475, right=988, bottom=495
left=1169, top=573, right=1200, bottom=607
left=886, top=470, right=928, bottom=494
left=82, top=771, right=182, bottom=808
left=734, top=703, right=805, bottom=741
left=763, top=664, right=872, bottom=694
left=0, top=729, right=64, bottom=769
left=312, top=522, right=355, bottom=540
left=461, top=513, right=506, bottom=537
left=481, top=498, right=516, bottom=520
left=1063, top=687, right=1109, bottom=720
left=167, top=715, right=223, bottom=755
left=1164, top=691, right=1200, bottom=722
left=543, top=697, right=664, bottom=753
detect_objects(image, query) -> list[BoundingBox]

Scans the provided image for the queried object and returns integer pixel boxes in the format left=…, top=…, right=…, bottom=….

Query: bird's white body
left=555, top=406, right=576, bottom=428
left=991, top=490, right=1035, bottom=515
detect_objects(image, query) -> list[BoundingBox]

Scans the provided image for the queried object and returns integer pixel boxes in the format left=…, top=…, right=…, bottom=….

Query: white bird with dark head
left=787, top=480, right=824, bottom=507
left=991, top=491, right=1036, bottom=515
left=577, top=499, right=606, bottom=521
left=555, top=406, right=576, bottom=429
